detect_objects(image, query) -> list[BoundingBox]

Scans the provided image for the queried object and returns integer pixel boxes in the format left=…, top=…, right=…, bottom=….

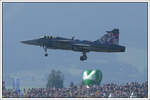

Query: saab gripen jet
left=21, top=29, right=125, bottom=61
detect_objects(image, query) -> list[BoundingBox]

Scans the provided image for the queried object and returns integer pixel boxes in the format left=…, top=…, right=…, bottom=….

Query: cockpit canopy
left=40, top=35, right=54, bottom=39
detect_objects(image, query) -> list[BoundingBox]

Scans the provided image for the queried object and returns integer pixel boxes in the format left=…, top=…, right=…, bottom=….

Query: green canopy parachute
left=82, top=69, right=102, bottom=87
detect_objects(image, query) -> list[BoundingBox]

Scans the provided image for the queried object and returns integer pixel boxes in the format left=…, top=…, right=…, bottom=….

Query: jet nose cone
left=21, top=40, right=29, bottom=44
left=21, top=39, right=40, bottom=46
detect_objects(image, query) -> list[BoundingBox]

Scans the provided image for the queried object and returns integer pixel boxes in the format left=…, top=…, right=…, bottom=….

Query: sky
left=3, top=2, right=148, bottom=88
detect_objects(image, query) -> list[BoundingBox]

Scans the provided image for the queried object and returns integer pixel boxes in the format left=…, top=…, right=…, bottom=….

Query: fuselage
left=21, top=36, right=125, bottom=53
left=21, top=28, right=125, bottom=61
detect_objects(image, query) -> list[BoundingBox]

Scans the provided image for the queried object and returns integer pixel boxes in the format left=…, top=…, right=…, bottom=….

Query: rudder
left=96, top=29, right=119, bottom=45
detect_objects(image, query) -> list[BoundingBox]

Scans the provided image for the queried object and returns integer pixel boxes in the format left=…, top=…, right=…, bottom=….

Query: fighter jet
left=21, top=29, right=125, bottom=61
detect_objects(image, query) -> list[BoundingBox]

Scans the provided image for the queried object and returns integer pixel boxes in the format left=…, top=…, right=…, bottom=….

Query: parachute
left=82, top=69, right=102, bottom=87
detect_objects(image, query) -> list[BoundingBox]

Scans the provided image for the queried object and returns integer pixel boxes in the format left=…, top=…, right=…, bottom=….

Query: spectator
left=2, top=81, right=148, bottom=98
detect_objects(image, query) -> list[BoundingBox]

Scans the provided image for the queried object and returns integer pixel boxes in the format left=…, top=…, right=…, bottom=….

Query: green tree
left=46, top=69, right=64, bottom=88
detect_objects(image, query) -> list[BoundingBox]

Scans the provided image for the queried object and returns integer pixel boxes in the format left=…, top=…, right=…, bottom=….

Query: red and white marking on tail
left=97, top=29, right=119, bottom=45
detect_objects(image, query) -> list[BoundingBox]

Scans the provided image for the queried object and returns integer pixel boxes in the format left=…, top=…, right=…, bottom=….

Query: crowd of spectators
left=3, top=81, right=148, bottom=98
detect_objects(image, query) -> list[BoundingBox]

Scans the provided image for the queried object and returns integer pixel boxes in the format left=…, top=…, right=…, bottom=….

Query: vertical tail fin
left=96, top=29, right=119, bottom=45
